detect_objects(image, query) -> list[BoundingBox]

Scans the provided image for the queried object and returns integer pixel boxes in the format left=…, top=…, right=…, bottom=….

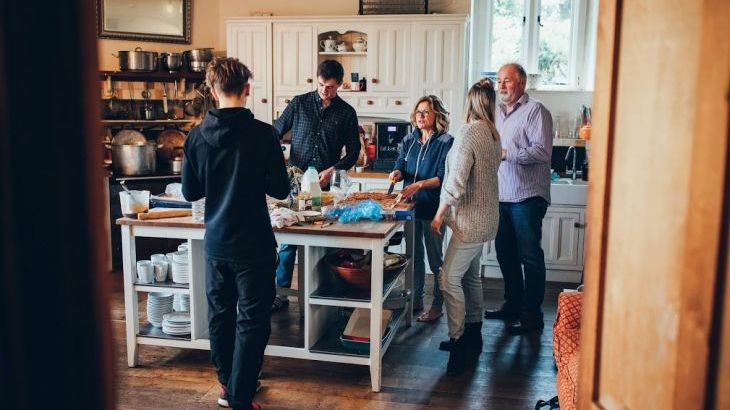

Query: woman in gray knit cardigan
left=430, top=78, right=501, bottom=376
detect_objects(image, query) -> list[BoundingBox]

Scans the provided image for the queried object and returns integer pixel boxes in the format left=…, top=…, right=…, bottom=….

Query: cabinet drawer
left=386, top=96, right=410, bottom=113
left=356, top=96, right=387, bottom=112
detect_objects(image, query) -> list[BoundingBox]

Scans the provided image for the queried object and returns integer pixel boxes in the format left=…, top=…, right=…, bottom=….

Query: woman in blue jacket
left=389, top=95, right=454, bottom=322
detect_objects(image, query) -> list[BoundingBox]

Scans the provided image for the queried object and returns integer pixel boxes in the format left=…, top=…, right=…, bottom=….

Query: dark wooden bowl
left=326, top=253, right=408, bottom=289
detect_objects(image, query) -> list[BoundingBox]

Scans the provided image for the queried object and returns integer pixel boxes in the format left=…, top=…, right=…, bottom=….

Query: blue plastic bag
left=324, top=199, right=383, bottom=224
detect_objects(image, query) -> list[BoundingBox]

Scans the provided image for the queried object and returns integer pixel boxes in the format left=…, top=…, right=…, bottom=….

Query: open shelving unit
left=99, top=70, right=205, bottom=82
left=117, top=217, right=414, bottom=392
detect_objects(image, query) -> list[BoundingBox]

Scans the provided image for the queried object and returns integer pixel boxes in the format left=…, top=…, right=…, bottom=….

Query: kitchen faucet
left=565, top=146, right=578, bottom=180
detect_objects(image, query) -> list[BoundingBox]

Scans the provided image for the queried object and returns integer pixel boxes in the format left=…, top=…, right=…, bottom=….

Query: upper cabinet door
left=411, top=23, right=467, bottom=131
left=227, top=22, right=272, bottom=124
left=367, top=25, right=411, bottom=93
left=273, top=24, right=315, bottom=94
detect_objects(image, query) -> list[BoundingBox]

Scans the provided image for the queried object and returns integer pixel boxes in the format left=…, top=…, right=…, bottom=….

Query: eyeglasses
left=415, top=110, right=433, bottom=117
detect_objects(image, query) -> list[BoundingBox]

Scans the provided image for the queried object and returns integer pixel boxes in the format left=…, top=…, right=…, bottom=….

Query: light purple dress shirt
left=495, top=93, right=553, bottom=203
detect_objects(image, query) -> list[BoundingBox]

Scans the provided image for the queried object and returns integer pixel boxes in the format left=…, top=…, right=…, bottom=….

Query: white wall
left=530, top=90, right=593, bottom=137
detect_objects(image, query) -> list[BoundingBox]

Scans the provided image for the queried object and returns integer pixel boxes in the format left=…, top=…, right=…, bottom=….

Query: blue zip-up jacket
left=393, top=129, right=454, bottom=220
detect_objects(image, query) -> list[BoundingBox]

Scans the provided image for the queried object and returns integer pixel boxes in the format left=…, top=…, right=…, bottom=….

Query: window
left=470, top=0, right=595, bottom=89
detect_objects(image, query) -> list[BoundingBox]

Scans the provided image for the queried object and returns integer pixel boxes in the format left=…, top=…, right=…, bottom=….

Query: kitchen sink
left=552, top=178, right=587, bottom=185
left=551, top=178, right=588, bottom=206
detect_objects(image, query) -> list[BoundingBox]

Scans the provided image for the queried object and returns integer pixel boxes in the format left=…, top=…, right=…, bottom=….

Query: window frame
left=469, top=0, right=596, bottom=90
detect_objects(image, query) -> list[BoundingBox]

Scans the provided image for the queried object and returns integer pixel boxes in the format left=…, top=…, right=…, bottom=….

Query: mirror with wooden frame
left=96, top=0, right=191, bottom=44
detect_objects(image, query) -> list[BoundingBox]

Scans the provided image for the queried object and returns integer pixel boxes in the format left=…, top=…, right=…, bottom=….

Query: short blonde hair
left=410, top=95, right=450, bottom=134
left=464, top=78, right=498, bottom=140
left=205, top=57, right=253, bottom=96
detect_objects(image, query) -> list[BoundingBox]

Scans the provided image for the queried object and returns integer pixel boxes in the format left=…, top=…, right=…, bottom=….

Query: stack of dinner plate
left=171, top=250, right=190, bottom=284
left=147, top=292, right=174, bottom=327
left=162, top=312, right=191, bottom=335
left=173, top=294, right=190, bottom=312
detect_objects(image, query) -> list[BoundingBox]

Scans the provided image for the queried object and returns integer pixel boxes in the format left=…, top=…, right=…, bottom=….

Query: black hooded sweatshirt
left=182, top=107, right=289, bottom=262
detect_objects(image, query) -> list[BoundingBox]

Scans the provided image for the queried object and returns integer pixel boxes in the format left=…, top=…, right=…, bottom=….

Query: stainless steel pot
left=184, top=48, right=213, bottom=62
left=161, top=52, right=183, bottom=72
left=170, top=158, right=183, bottom=174
left=111, top=142, right=159, bottom=176
left=189, top=61, right=209, bottom=73
left=116, top=47, right=158, bottom=72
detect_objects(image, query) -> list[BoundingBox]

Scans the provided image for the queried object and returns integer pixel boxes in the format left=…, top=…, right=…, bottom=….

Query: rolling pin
left=138, top=209, right=192, bottom=220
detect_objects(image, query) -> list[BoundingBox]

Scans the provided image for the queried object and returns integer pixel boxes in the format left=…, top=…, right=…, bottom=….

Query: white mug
left=165, top=252, right=176, bottom=264
left=336, top=43, right=347, bottom=52
left=153, top=261, right=168, bottom=282
left=136, top=260, right=154, bottom=284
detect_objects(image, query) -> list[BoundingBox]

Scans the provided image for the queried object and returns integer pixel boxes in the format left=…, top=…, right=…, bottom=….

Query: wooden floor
left=111, top=274, right=570, bottom=409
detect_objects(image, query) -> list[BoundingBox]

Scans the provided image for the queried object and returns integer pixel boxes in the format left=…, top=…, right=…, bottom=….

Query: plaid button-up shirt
left=273, top=91, right=360, bottom=172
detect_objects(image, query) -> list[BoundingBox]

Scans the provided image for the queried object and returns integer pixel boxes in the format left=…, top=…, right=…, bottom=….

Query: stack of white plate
left=192, top=198, right=205, bottom=223
left=162, top=312, right=191, bottom=335
left=171, top=250, right=190, bottom=284
left=173, top=294, right=190, bottom=312
left=147, top=293, right=173, bottom=327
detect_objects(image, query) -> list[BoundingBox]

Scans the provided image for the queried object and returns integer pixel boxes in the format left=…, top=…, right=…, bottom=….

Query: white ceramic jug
left=353, top=37, right=367, bottom=52
left=320, top=36, right=336, bottom=52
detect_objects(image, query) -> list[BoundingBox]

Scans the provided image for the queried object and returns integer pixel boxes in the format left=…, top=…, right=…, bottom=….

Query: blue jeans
left=495, top=196, right=549, bottom=316
left=413, top=218, right=445, bottom=309
left=275, top=243, right=296, bottom=289
left=206, top=253, right=276, bottom=409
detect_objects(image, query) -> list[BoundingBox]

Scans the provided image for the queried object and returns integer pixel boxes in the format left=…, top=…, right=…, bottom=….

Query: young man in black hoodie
left=182, top=57, right=289, bottom=410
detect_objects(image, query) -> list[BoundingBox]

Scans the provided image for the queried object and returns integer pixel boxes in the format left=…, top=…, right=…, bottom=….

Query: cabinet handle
left=574, top=222, right=586, bottom=228
left=366, top=100, right=374, bottom=105
left=306, top=78, right=313, bottom=83
left=372, top=78, right=378, bottom=84
left=394, top=100, right=402, bottom=106
left=261, top=98, right=267, bottom=103
left=284, top=99, right=291, bottom=104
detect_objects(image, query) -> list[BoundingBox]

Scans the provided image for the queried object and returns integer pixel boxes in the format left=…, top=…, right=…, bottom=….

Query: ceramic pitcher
left=320, top=36, right=336, bottom=52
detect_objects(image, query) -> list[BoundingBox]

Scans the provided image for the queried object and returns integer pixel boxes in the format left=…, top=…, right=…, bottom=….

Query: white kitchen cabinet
left=411, top=23, right=468, bottom=132
left=225, top=15, right=468, bottom=124
left=541, top=207, right=584, bottom=267
left=367, top=25, right=411, bottom=93
left=227, top=22, right=272, bottom=123
left=273, top=24, right=316, bottom=94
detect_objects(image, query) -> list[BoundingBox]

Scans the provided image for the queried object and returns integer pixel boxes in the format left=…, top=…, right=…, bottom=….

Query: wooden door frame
left=578, top=0, right=730, bottom=408
left=576, top=0, right=621, bottom=407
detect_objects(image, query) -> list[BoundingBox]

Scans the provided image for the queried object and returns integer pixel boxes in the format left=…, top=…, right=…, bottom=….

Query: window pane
left=490, top=0, right=525, bottom=71
left=538, top=0, right=573, bottom=85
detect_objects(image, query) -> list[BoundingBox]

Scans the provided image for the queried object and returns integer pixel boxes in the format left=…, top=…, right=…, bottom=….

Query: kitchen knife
left=387, top=178, right=395, bottom=195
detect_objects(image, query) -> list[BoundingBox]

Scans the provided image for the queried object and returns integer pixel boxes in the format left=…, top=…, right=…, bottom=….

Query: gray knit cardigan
left=440, top=120, right=502, bottom=243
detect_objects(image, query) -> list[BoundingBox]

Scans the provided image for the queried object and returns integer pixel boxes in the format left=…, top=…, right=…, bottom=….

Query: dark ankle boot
left=446, top=338, right=466, bottom=376
left=439, top=322, right=484, bottom=352
left=464, top=321, right=483, bottom=351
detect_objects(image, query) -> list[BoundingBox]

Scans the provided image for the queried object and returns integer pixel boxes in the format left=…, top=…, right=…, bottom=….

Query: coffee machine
left=372, top=120, right=411, bottom=171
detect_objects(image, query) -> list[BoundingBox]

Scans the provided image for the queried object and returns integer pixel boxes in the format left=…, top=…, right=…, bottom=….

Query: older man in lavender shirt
left=483, top=63, right=553, bottom=335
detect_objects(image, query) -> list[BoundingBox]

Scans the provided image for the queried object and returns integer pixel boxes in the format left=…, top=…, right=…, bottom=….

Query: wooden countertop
left=117, top=216, right=402, bottom=239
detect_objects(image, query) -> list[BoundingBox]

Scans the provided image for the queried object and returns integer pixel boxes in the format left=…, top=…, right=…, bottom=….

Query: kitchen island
left=117, top=215, right=414, bottom=392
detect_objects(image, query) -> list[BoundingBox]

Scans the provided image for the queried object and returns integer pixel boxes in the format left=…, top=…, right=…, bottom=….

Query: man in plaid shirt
left=272, top=59, right=360, bottom=311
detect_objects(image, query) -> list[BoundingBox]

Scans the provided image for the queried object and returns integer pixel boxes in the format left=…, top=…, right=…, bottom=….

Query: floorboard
left=111, top=273, right=573, bottom=409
